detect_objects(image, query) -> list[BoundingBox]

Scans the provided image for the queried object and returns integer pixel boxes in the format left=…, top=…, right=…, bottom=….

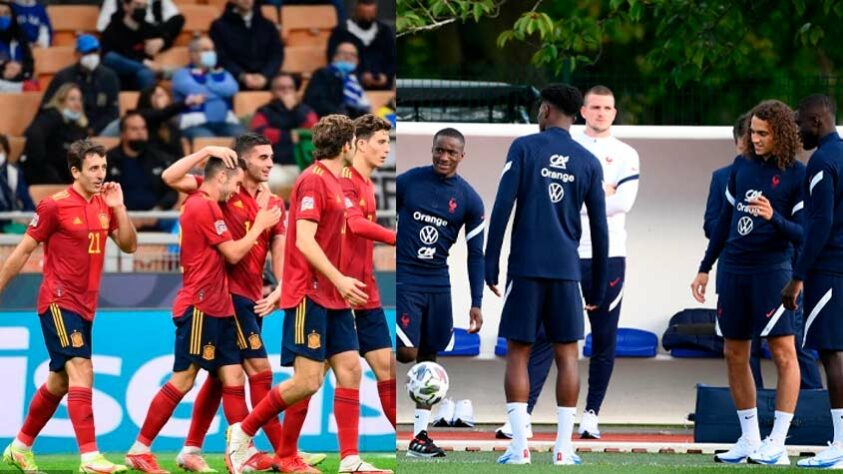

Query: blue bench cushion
left=437, top=328, right=480, bottom=356
left=583, top=328, right=658, bottom=358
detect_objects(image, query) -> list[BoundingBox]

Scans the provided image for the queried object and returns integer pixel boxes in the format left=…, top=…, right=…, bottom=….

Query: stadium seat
left=192, top=136, right=235, bottom=152
left=281, top=45, right=327, bottom=75
left=28, top=184, right=68, bottom=204
left=366, top=91, right=394, bottom=112
left=8, top=136, right=25, bottom=163
left=47, top=6, right=99, bottom=46
left=33, top=46, right=76, bottom=90
left=93, top=136, right=120, bottom=151
left=172, top=0, right=200, bottom=5
left=261, top=5, right=279, bottom=24
left=495, top=336, right=507, bottom=357
left=118, top=91, right=140, bottom=115
left=154, top=46, right=190, bottom=69
left=0, top=93, right=43, bottom=136
left=204, top=0, right=228, bottom=12
left=233, top=91, right=271, bottom=118
left=437, top=328, right=480, bottom=357
left=583, top=328, right=658, bottom=357
left=280, top=5, right=337, bottom=47
left=671, top=348, right=722, bottom=358
left=175, top=5, right=221, bottom=46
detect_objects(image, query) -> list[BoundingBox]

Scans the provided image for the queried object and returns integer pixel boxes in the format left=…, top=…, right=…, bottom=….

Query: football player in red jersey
left=124, top=156, right=281, bottom=474
left=0, top=139, right=137, bottom=474
left=225, top=115, right=392, bottom=474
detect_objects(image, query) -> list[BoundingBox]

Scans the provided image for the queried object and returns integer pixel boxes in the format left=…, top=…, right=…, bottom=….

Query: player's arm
left=102, top=182, right=138, bottom=253
left=161, top=146, right=238, bottom=193
left=585, top=162, right=609, bottom=311
left=484, top=139, right=522, bottom=294
left=296, top=219, right=368, bottom=306
left=254, top=233, right=286, bottom=317
left=794, top=160, right=835, bottom=280
left=465, top=192, right=485, bottom=333
left=0, top=234, right=39, bottom=296
left=604, top=151, right=640, bottom=217
left=703, top=170, right=726, bottom=239
left=217, top=206, right=282, bottom=264
left=342, top=178, right=396, bottom=245
left=693, top=165, right=738, bottom=303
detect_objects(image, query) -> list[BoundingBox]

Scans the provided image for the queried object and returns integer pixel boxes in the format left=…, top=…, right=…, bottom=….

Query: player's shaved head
left=798, top=94, right=836, bottom=119
left=540, top=84, right=582, bottom=117
left=433, top=128, right=464, bottom=148
left=796, top=94, right=837, bottom=150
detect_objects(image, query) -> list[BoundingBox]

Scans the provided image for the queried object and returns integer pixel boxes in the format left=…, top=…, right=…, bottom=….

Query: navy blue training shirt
left=794, top=131, right=843, bottom=280
left=700, top=154, right=805, bottom=274
left=396, top=165, right=486, bottom=308
left=704, top=165, right=731, bottom=239
left=485, top=126, right=609, bottom=307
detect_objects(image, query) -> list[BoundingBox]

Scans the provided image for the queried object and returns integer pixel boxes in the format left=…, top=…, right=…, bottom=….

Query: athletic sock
left=221, top=385, right=249, bottom=423
left=413, top=409, right=430, bottom=437
left=277, top=397, right=310, bottom=458
left=832, top=409, right=843, bottom=443
left=138, top=382, right=186, bottom=447
left=334, top=388, right=360, bottom=459
left=67, top=387, right=97, bottom=454
left=506, top=402, right=529, bottom=455
left=184, top=376, right=223, bottom=450
left=17, top=384, right=63, bottom=447
left=241, top=386, right=287, bottom=437
left=554, top=406, right=576, bottom=453
left=249, top=371, right=283, bottom=452
left=377, top=379, right=396, bottom=428
left=737, top=408, right=761, bottom=443
left=769, top=410, right=793, bottom=446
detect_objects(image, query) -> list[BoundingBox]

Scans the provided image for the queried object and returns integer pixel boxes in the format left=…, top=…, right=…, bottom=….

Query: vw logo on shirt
left=420, top=225, right=439, bottom=245
left=549, top=182, right=565, bottom=203
left=737, top=216, right=754, bottom=236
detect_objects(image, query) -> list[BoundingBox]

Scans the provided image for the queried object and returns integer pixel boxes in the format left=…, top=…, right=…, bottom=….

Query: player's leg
left=356, top=308, right=396, bottom=428
left=179, top=374, right=222, bottom=472
left=496, top=326, right=548, bottom=440
left=793, top=294, right=822, bottom=389
left=749, top=336, right=764, bottom=389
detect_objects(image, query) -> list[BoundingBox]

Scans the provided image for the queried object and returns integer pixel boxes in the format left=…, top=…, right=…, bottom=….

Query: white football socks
left=737, top=407, right=761, bottom=443
left=413, top=408, right=431, bottom=437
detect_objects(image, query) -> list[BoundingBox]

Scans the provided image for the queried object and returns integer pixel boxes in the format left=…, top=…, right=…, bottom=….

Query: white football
left=406, top=361, right=449, bottom=405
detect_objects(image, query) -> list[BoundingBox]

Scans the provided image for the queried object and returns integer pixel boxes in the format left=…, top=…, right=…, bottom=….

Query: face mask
left=127, top=139, right=147, bottom=152
left=333, top=60, right=356, bottom=75
left=199, top=51, right=217, bottom=69
left=131, top=7, right=147, bottom=22
left=62, top=108, right=82, bottom=121
left=354, top=18, right=374, bottom=29
left=80, top=53, right=100, bottom=71
left=0, top=16, right=11, bottom=31
left=0, top=153, right=6, bottom=166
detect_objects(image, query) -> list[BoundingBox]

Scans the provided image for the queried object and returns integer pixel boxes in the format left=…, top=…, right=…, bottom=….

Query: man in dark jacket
left=41, top=35, right=120, bottom=135
left=209, top=0, right=283, bottom=91
left=303, top=41, right=370, bottom=118
left=250, top=73, right=317, bottom=165
left=327, top=0, right=394, bottom=90
left=106, top=111, right=177, bottom=216
left=101, top=0, right=166, bottom=90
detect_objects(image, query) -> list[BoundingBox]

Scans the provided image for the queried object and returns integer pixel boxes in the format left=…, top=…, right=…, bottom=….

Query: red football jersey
left=172, top=190, right=235, bottom=318
left=340, top=166, right=380, bottom=309
left=27, top=186, right=117, bottom=321
left=195, top=176, right=287, bottom=302
left=280, top=161, right=349, bottom=310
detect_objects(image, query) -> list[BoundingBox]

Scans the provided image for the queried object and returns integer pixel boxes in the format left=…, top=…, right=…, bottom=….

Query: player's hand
left=603, top=182, right=617, bottom=196
left=255, top=185, right=271, bottom=209
left=145, top=38, right=165, bottom=56
left=254, top=287, right=281, bottom=317
left=185, top=94, right=205, bottom=106
left=781, top=279, right=803, bottom=311
left=3, top=61, right=22, bottom=79
left=585, top=304, right=599, bottom=311
left=691, top=272, right=709, bottom=303
left=487, top=283, right=501, bottom=297
left=254, top=207, right=282, bottom=231
left=203, top=146, right=238, bottom=168
left=335, top=275, right=367, bottom=307
left=748, top=195, right=773, bottom=221
left=468, top=307, right=483, bottom=333
left=101, top=182, right=125, bottom=208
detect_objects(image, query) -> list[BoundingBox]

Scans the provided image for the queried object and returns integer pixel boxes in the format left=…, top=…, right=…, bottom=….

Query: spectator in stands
left=327, top=0, right=394, bottom=90
left=20, top=83, right=88, bottom=185
left=209, top=0, right=283, bottom=91
left=11, top=0, right=50, bottom=48
left=172, top=35, right=244, bottom=138
left=0, top=0, right=33, bottom=92
left=40, top=35, right=119, bottom=135
left=0, top=134, right=34, bottom=219
left=106, top=112, right=177, bottom=220
left=135, top=82, right=203, bottom=157
left=101, top=0, right=168, bottom=90
left=304, top=41, right=370, bottom=118
left=250, top=72, right=317, bottom=165
left=96, top=0, right=184, bottom=51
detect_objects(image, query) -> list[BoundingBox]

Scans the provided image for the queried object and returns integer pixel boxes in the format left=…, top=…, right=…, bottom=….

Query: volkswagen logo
left=737, top=216, right=753, bottom=236
left=549, top=182, right=565, bottom=203
left=420, top=225, right=439, bottom=245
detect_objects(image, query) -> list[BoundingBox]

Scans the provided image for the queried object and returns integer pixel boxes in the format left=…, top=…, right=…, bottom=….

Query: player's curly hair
left=742, top=100, right=801, bottom=170
left=312, top=114, right=355, bottom=160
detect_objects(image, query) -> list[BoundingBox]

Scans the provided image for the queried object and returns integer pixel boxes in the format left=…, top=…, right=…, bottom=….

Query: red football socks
left=18, top=384, right=63, bottom=446
left=184, top=376, right=223, bottom=448
left=221, top=385, right=249, bottom=423
left=67, top=387, right=97, bottom=454
left=138, top=382, right=185, bottom=446
left=241, top=386, right=287, bottom=437
left=334, top=387, right=360, bottom=458
left=249, top=371, right=284, bottom=452
left=277, top=396, right=311, bottom=458
left=377, top=379, right=396, bottom=428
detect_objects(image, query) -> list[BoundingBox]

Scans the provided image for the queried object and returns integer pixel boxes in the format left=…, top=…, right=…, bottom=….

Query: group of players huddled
left=0, top=113, right=396, bottom=474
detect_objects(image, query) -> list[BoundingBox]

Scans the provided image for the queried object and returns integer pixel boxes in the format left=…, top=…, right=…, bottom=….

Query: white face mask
left=0, top=153, right=6, bottom=166
left=80, top=53, right=100, bottom=71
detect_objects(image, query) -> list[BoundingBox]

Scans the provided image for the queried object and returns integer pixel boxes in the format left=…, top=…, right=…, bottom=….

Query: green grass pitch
left=398, top=451, right=813, bottom=473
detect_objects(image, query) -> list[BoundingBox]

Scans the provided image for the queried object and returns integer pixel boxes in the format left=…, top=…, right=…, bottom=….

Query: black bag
left=662, top=308, right=723, bottom=355
left=693, top=384, right=833, bottom=445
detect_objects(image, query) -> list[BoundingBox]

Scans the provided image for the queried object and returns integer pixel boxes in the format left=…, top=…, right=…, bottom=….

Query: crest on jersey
left=214, top=220, right=227, bottom=235
left=99, top=213, right=109, bottom=229
left=202, top=343, right=216, bottom=360
left=71, top=331, right=84, bottom=348
left=549, top=182, right=565, bottom=203
left=301, top=196, right=315, bottom=211
left=249, top=333, right=262, bottom=350
left=233, top=200, right=244, bottom=208
left=549, top=154, right=569, bottom=169
left=448, top=197, right=457, bottom=214
left=401, top=314, right=410, bottom=328
left=307, top=331, right=321, bottom=349
left=772, top=175, right=781, bottom=188
left=73, top=217, right=83, bottom=225
left=29, top=213, right=39, bottom=227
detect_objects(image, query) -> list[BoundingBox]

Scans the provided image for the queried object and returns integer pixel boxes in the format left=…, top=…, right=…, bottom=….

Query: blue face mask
left=62, top=108, right=82, bottom=121
left=200, top=51, right=217, bottom=69
left=333, top=60, right=356, bottom=75
left=0, top=16, right=11, bottom=31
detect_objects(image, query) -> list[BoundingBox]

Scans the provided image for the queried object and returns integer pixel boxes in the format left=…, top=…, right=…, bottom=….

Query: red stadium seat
left=118, top=91, right=140, bottom=115
left=8, top=136, right=25, bottom=164
left=33, top=46, right=76, bottom=90
left=233, top=91, right=271, bottom=118
left=366, top=91, right=394, bottom=112
left=47, top=6, right=99, bottom=46
left=281, top=45, right=327, bottom=75
left=176, top=5, right=222, bottom=46
left=0, top=93, right=44, bottom=136
left=280, top=5, right=336, bottom=47
left=192, top=136, right=235, bottom=152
